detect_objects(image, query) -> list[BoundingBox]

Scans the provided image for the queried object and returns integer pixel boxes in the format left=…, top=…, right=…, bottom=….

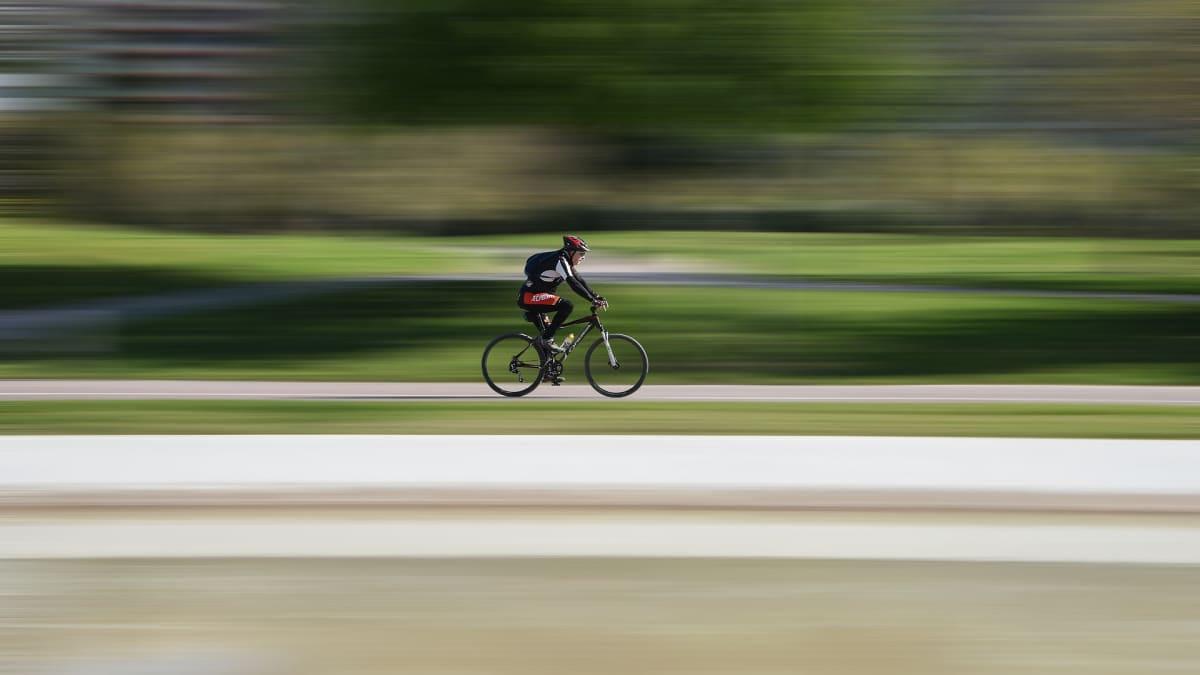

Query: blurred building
left=924, top=1, right=1195, bottom=141
left=0, top=0, right=286, bottom=124
left=4, top=0, right=1190, bottom=133
left=67, top=0, right=286, bottom=123
left=0, top=3, right=69, bottom=201
left=0, top=2, right=71, bottom=114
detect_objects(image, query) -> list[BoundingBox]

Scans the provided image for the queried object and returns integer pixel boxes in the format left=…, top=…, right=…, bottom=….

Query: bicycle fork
left=601, top=330, right=619, bottom=369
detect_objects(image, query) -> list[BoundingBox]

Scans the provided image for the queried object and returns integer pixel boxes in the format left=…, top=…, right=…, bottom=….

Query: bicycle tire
left=482, top=332, right=546, bottom=397
left=584, top=333, right=649, bottom=398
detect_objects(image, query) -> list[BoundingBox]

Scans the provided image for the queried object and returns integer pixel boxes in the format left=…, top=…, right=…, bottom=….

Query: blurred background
left=0, top=0, right=1196, bottom=382
left=2, top=2, right=1199, bottom=674
left=2, top=0, right=1196, bottom=232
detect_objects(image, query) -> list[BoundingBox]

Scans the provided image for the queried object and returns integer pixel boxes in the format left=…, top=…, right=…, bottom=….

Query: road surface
left=2, top=380, right=1198, bottom=403
left=4, top=433, right=1200, bottom=520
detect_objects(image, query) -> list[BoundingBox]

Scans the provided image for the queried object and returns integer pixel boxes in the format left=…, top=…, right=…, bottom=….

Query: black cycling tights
left=520, top=298, right=574, bottom=340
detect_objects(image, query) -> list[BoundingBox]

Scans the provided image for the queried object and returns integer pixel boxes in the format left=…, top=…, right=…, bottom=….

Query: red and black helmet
left=562, top=235, right=591, bottom=252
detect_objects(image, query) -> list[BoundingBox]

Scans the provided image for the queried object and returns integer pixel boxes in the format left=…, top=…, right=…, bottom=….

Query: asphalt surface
left=5, top=434, right=1199, bottom=515
left=7, top=513, right=1200, bottom=563
left=5, top=429, right=1200, bottom=561
left=2, top=380, right=1199, bottom=404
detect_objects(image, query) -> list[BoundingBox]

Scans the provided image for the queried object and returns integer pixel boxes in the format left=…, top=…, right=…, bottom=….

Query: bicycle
left=481, top=304, right=649, bottom=398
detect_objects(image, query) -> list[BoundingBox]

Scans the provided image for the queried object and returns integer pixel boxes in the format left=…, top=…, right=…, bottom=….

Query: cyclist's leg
left=542, top=298, right=574, bottom=340
left=516, top=290, right=544, bottom=334
left=518, top=293, right=572, bottom=385
left=519, top=292, right=568, bottom=339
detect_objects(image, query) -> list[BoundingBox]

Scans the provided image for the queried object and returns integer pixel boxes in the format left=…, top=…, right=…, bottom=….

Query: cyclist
left=518, top=235, right=608, bottom=360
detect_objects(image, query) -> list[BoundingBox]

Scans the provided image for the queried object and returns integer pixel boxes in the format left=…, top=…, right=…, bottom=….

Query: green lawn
left=4, top=219, right=1200, bottom=310
left=1, top=282, right=1196, bottom=384
left=0, top=218, right=507, bottom=308
left=478, top=230, right=1200, bottom=295
left=3, top=400, right=1196, bottom=437
left=5, top=220, right=1197, bottom=385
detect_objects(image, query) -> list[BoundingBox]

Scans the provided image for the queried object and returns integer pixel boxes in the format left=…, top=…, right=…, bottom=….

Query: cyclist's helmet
left=562, top=235, right=591, bottom=253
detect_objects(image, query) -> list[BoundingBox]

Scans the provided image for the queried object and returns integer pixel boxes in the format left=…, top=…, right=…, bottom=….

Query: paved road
left=4, top=434, right=1200, bottom=560
left=2, top=380, right=1199, bottom=404
left=8, top=434, right=1198, bottom=493
left=6, top=514, right=1200, bottom=563
left=4, top=434, right=1199, bottom=515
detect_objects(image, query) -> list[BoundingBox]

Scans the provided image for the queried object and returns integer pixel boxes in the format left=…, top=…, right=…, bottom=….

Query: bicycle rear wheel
left=482, top=333, right=546, bottom=397
left=584, top=333, right=648, bottom=398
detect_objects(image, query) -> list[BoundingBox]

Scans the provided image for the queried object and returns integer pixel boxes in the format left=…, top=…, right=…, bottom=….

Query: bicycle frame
left=486, top=307, right=641, bottom=395
left=553, top=311, right=618, bottom=368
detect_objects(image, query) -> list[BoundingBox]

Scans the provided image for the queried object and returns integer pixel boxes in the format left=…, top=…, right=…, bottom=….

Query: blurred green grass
left=4, top=219, right=1200, bottom=310
left=0, top=219, right=504, bottom=308
left=2, top=401, right=1196, bottom=437
left=474, top=230, right=1200, bottom=295
left=2, top=282, right=1196, bottom=384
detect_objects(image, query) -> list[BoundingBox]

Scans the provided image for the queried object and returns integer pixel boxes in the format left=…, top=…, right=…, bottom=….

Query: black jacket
left=522, top=250, right=600, bottom=303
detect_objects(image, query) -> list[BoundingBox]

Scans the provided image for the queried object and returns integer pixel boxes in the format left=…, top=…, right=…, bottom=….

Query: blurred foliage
left=7, top=0, right=1197, bottom=233
left=1032, top=0, right=1199, bottom=130
left=45, top=126, right=1199, bottom=233
left=308, top=0, right=907, bottom=132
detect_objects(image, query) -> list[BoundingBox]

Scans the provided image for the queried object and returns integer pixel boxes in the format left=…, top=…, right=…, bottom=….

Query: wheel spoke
left=483, top=334, right=545, bottom=397
left=585, top=334, right=648, bottom=397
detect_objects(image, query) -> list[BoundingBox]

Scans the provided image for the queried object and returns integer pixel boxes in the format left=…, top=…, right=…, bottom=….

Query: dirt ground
left=3, top=556, right=1199, bottom=675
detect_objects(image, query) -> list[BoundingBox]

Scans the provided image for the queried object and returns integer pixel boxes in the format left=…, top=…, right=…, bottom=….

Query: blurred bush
left=305, top=0, right=899, bottom=132
left=49, top=125, right=1198, bottom=235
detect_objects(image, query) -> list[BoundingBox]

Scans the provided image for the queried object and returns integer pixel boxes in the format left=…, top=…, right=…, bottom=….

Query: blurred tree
left=1068, top=0, right=1198, bottom=138
left=307, top=0, right=907, bottom=134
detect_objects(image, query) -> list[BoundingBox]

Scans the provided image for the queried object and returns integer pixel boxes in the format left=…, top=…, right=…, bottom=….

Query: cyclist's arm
left=556, top=256, right=601, bottom=304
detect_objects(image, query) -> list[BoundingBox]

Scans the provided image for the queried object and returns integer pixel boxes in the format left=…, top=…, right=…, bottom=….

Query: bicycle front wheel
left=584, top=333, right=649, bottom=398
left=482, top=333, right=545, bottom=397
